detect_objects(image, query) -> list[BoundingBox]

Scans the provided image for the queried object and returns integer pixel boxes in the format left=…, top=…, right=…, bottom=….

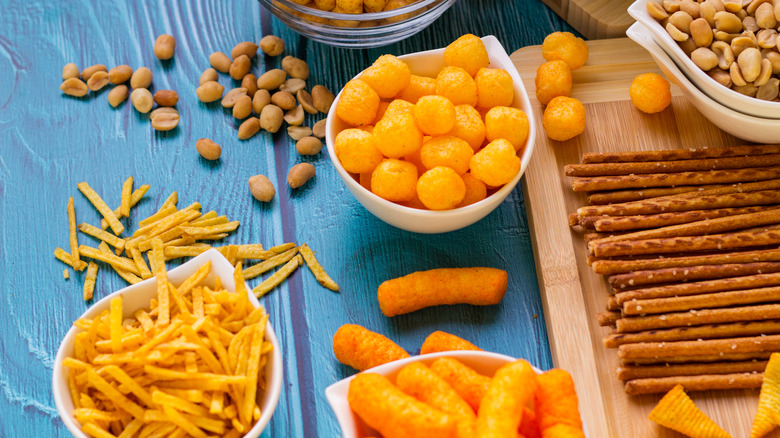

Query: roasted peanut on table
left=284, top=105, right=305, bottom=126
left=150, top=107, right=179, bottom=131
left=154, top=34, right=176, bottom=60
left=130, top=67, right=153, bottom=89
left=130, top=88, right=154, bottom=113
left=258, top=69, right=287, bottom=90
left=242, top=73, right=258, bottom=98
left=296, top=136, right=323, bottom=155
left=249, top=174, right=276, bottom=202
left=200, top=68, right=219, bottom=85
left=260, top=35, right=285, bottom=56
left=221, top=87, right=248, bottom=108
left=81, top=64, right=107, bottom=81
left=232, top=95, right=253, bottom=119
left=209, top=51, right=232, bottom=73
left=196, top=138, right=222, bottom=160
left=231, top=41, right=259, bottom=59
left=196, top=81, right=225, bottom=103
left=153, top=90, right=179, bottom=107
left=282, top=56, right=310, bottom=80
left=312, top=84, right=335, bottom=113
left=288, top=162, right=316, bottom=189
left=87, top=71, right=109, bottom=91
left=238, top=117, right=261, bottom=140
left=260, top=104, right=284, bottom=133
left=108, top=65, right=133, bottom=84
left=288, top=126, right=312, bottom=141
left=312, top=119, right=327, bottom=138
left=229, top=54, right=251, bottom=80
left=271, top=90, right=297, bottom=110
left=61, top=78, right=89, bottom=97
left=62, top=63, right=79, bottom=80
left=107, top=85, right=129, bottom=107
left=253, top=89, right=271, bottom=114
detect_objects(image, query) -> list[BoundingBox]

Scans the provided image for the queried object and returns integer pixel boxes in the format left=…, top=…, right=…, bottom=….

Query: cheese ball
left=542, top=96, right=586, bottom=142
left=364, top=0, right=388, bottom=12
left=335, top=129, right=383, bottom=174
left=485, top=106, right=530, bottom=151
left=542, top=32, right=589, bottom=70
left=398, top=75, right=437, bottom=104
left=371, top=159, right=418, bottom=202
left=630, top=72, right=671, bottom=114
left=373, top=111, right=423, bottom=158
left=384, top=99, right=414, bottom=117
left=419, top=135, right=474, bottom=175
left=475, top=68, right=514, bottom=108
left=359, top=172, right=372, bottom=191
left=469, top=138, right=521, bottom=187
left=373, top=101, right=391, bottom=124
left=336, top=79, right=380, bottom=126
left=361, top=55, right=412, bottom=99
left=417, top=167, right=466, bottom=210
left=436, top=66, right=478, bottom=106
left=400, top=193, right=427, bottom=210
left=535, top=60, right=572, bottom=105
left=457, top=173, right=488, bottom=207
left=336, top=0, right=363, bottom=12
left=413, top=95, right=456, bottom=135
left=449, top=105, right=486, bottom=151
left=404, top=144, right=428, bottom=176
left=444, top=34, right=490, bottom=77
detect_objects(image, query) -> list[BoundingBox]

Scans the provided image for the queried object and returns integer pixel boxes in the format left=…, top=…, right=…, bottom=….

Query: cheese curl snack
left=535, top=369, right=583, bottom=432
left=421, top=331, right=482, bottom=355
left=333, top=324, right=410, bottom=371
left=476, top=359, right=538, bottom=438
left=430, top=357, right=491, bottom=412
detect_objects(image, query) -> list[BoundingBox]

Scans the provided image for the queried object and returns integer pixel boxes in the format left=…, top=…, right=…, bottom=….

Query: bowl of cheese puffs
left=326, top=35, right=536, bottom=234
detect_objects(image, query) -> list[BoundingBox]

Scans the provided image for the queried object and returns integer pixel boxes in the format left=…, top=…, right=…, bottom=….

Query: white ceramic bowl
left=628, top=22, right=780, bottom=143
left=628, top=0, right=780, bottom=118
left=52, top=249, right=283, bottom=438
left=326, top=35, right=536, bottom=234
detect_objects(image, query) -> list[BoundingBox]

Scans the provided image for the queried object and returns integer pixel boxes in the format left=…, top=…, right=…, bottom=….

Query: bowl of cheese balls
left=326, top=35, right=536, bottom=234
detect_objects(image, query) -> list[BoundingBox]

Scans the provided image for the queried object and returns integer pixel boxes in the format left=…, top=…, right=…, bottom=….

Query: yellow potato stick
left=67, top=369, right=81, bottom=409
left=243, top=247, right=300, bottom=280
left=63, top=269, right=70, bottom=280
left=83, top=262, right=99, bottom=301
left=232, top=244, right=266, bottom=260
left=241, top=322, right=265, bottom=426
left=161, top=191, right=178, bottom=209
left=650, top=385, right=730, bottom=438
left=116, top=418, right=143, bottom=438
left=54, top=247, right=88, bottom=270
left=152, top=390, right=209, bottom=416
left=86, top=368, right=145, bottom=418
left=253, top=255, right=303, bottom=297
left=78, top=223, right=127, bottom=251
left=206, top=330, right=232, bottom=378
left=120, top=176, right=133, bottom=218
left=133, top=320, right=183, bottom=357
left=101, top=366, right=154, bottom=407
left=134, top=309, right=154, bottom=333
left=161, top=404, right=208, bottom=438
left=110, top=296, right=123, bottom=354
left=156, top=225, right=188, bottom=244
left=195, top=233, right=229, bottom=241
left=189, top=210, right=218, bottom=225
left=268, top=242, right=296, bottom=255
left=752, top=353, right=780, bottom=438
left=181, top=221, right=240, bottom=236
left=128, top=246, right=152, bottom=279
left=63, top=357, right=89, bottom=370
left=77, top=182, right=125, bottom=235
left=177, top=261, right=211, bottom=297
left=189, top=216, right=229, bottom=228
left=98, top=242, right=142, bottom=285
left=210, top=391, right=224, bottom=415
left=150, top=238, right=169, bottom=326
left=101, top=185, right=150, bottom=230
left=143, top=365, right=248, bottom=383
left=299, top=244, right=339, bottom=291
left=75, top=408, right=131, bottom=423
left=164, top=245, right=211, bottom=259
left=148, top=204, right=201, bottom=238
left=79, top=245, right=140, bottom=276
left=81, top=422, right=116, bottom=438
left=67, top=197, right=82, bottom=270
left=137, top=204, right=177, bottom=229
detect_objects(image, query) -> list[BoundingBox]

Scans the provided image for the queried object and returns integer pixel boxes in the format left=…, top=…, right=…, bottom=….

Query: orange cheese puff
left=400, top=193, right=428, bottom=210
left=348, top=373, right=457, bottom=438
left=337, top=79, right=380, bottom=126
left=436, top=66, right=478, bottom=106
left=359, top=172, right=372, bottom=191
left=541, top=424, right=585, bottom=438
left=484, top=106, right=529, bottom=151
left=414, top=95, right=456, bottom=135
left=476, top=359, right=539, bottom=438
left=542, top=96, right=586, bottom=142
left=420, top=135, right=474, bottom=175
left=374, top=111, right=423, bottom=158
left=421, top=331, right=482, bottom=355
left=475, top=68, right=514, bottom=109
left=535, top=61, right=572, bottom=105
left=444, top=34, right=490, bottom=77
left=630, top=72, right=671, bottom=114
left=384, top=98, right=415, bottom=118
left=361, top=54, right=412, bottom=99
left=542, top=32, right=589, bottom=70
left=469, top=139, right=521, bottom=187
left=520, top=408, right=542, bottom=438
left=417, top=167, right=467, bottom=211
left=332, top=324, right=410, bottom=371
left=456, top=173, right=488, bottom=208
left=371, top=159, right=418, bottom=202
left=450, top=105, right=486, bottom=152
left=397, top=362, right=477, bottom=438
left=404, top=147, right=427, bottom=176
left=374, top=101, right=391, bottom=124
left=535, top=369, right=583, bottom=431
left=398, top=75, right=437, bottom=104
left=336, top=129, right=383, bottom=174
left=430, top=357, right=490, bottom=412
left=377, top=267, right=508, bottom=316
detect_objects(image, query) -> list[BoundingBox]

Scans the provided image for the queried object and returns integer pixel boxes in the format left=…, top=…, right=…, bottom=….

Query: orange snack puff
left=430, top=357, right=491, bottom=412
left=542, top=96, right=586, bottom=142
left=456, top=173, right=488, bottom=207
left=449, top=105, right=486, bottom=151
left=417, top=167, right=467, bottom=211
left=332, top=324, right=410, bottom=371
left=384, top=98, right=415, bottom=117
left=484, top=106, right=529, bottom=151
left=404, top=146, right=427, bottom=176
left=475, top=68, right=514, bottom=108
left=377, top=267, right=508, bottom=316
left=374, top=101, right=391, bottom=124
left=398, top=75, right=437, bottom=104
left=336, top=79, right=380, bottom=126
left=419, top=135, right=474, bottom=175
left=436, top=66, right=478, bottom=106
left=542, top=424, right=586, bottom=438
left=444, top=34, right=490, bottom=77
left=650, top=385, right=730, bottom=438
left=630, top=72, right=671, bottom=114
left=335, top=129, right=383, bottom=174
left=414, top=95, right=456, bottom=135
left=535, top=369, right=583, bottom=432
left=542, top=32, right=589, bottom=70
left=361, top=54, right=412, bottom=99
left=469, top=138, right=521, bottom=187
left=371, top=159, right=418, bottom=202
left=400, top=193, right=427, bottom=210
left=348, top=373, right=458, bottom=438
left=520, top=408, right=543, bottom=438
left=359, top=172, right=372, bottom=191
left=420, top=331, right=482, bottom=355
left=374, top=112, right=423, bottom=158
left=535, top=60, right=572, bottom=105
left=476, top=359, right=539, bottom=438
left=751, top=353, right=780, bottom=438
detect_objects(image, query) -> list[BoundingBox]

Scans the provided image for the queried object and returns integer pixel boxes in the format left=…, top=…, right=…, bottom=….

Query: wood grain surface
left=514, top=38, right=779, bottom=438
left=0, top=0, right=575, bottom=436
left=542, top=0, right=634, bottom=39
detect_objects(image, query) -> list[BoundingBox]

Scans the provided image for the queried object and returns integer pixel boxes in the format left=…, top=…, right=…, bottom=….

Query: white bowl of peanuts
left=52, top=249, right=283, bottom=438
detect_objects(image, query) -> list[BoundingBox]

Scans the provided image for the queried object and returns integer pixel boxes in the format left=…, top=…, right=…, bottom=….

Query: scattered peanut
left=196, top=81, right=225, bottom=103
left=238, top=117, right=262, bottom=140
left=130, top=88, right=154, bottom=113
left=248, top=174, right=276, bottom=202
left=107, top=85, right=129, bottom=107
left=200, top=68, right=219, bottom=85
left=108, top=65, right=133, bottom=84
left=153, top=90, right=179, bottom=107
left=259, top=35, right=285, bottom=56
left=63, top=63, right=79, bottom=80
left=284, top=105, right=305, bottom=126
left=311, top=85, right=335, bottom=113
left=233, top=95, right=253, bottom=119
left=242, top=74, right=258, bottom=98
left=61, top=78, right=89, bottom=97
left=222, top=87, right=248, bottom=108
left=257, top=69, right=287, bottom=90
left=312, top=118, right=327, bottom=138
left=196, top=138, right=222, bottom=160
left=87, top=71, right=110, bottom=91
left=150, top=107, right=180, bottom=131
left=232, top=41, right=259, bottom=60
left=154, top=34, right=176, bottom=60
left=253, top=89, right=271, bottom=114
left=297, top=89, right=317, bottom=114
left=296, top=136, right=322, bottom=155
left=260, top=105, right=284, bottom=133
left=130, top=67, right=153, bottom=89
left=287, top=163, right=315, bottom=189
left=81, top=64, right=107, bottom=81
left=282, top=56, right=310, bottom=80
left=287, top=125, right=312, bottom=141
left=229, top=54, right=251, bottom=80
left=280, top=78, right=306, bottom=94
left=271, top=91, right=297, bottom=110
left=209, top=51, right=232, bottom=73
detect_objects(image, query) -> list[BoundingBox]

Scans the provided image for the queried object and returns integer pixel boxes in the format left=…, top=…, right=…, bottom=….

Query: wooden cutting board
left=512, top=38, right=778, bottom=438
left=541, top=0, right=634, bottom=39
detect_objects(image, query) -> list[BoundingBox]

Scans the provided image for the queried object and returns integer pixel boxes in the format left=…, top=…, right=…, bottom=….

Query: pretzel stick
left=592, top=229, right=780, bottom=258
left=572, top=167, right=780, bottom=192
left=628, top=352, right=773, bottom=365
left=615, top=272, right=780, bottom=304
left=607, top=296, right=620, bottom=311
left=596, top=249, right=780, bottom=276
left=624, top=373, right=764, bottom=395
left=619, top=334, right=780, bottom=362
left=603, top=320, right=780, bottom=348
left=582, top=145, right=780, bottom=164
left=616, top=361, right=768, bottom=380
left=623, top=285, right=780, bottom=315
left=598, top=311, right=621, bottom=327
left=615, top=303, right=780, bottom=332
left=593, top=206, right=777, bottom=233
left=588, top=186, right=715, bottom=205
left=569, top=154, right=780, bottom=177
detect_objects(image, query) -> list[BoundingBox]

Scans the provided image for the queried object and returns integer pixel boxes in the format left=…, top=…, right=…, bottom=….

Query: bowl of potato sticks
left=52, top=248, right=283, bottom=438
left=326, top=350, right=587, bottom=437
left=326, top=35, right=536, bottom=234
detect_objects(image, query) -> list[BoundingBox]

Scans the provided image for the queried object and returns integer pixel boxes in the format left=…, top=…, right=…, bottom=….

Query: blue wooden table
left=0, top=0, right=575, bottom=436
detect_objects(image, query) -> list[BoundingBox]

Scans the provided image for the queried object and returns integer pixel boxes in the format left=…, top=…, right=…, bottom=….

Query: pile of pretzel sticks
left=567, top=144, right=780, bottom=396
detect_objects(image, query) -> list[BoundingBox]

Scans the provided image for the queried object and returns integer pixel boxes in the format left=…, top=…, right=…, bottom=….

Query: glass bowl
left=257, top=0, right=458, bottom=48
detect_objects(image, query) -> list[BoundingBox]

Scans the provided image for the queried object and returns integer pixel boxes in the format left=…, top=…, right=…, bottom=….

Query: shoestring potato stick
left=77, top=182, right=124, bottom=235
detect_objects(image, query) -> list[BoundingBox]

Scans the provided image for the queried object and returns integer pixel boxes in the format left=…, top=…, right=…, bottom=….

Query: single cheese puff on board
left=332, top=324, right=410, bottom=371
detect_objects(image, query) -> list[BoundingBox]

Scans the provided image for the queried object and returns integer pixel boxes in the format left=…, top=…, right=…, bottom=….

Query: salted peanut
left=60, top=77, right=88, bottom=97
left=420, top=136, right=474, bottom=175
left=260, top=35, right=285, bottom=56
left=743, top=15, right=759, bottom=32
left=398, top=75, right=436, bottom=104
left=280, top=78, right=306, bottom=94
left=756, top=2, right=777, bottom=28
left=470, top=139, right=521, bottom=187
left=711, top=41, right=735, bottom=70
left=260, top=104, right=284, bottom=133
left=271, top=90, right=297, bottom=110
left=371, top=159, right=418, bottom=202
left=542, top=31, right=589, bottom=70
left=107, top=84, right=129, bottom=107
left=647, top=0, right=670, bottom=20
left=361, top=54, right=412, bottom=99
left=130, top=67, right=153, bottom=89
left=757, top=29, right=777, bottom=49
left=485, top=106, right=530, bottom=150
left=414, top=95, right=456, bottom=135
left=666, top=22, right=690, bottom=41
left=130, top=88, right=153, bottom=113
left=282, top=55, right=310, bottom=80
left=714, top=11, right=742, bottom=33
left=662, top=0, right=681, bottom=13
left=734, top=82, right=759, bottom=96
left=444, top=34, right=490, bottom=77
left=756, top=58, right=773, bottom=86
left=153, top=90, right=179, bottom=107
left=436, top=66, right=478, bottom=106
left=288, top=126, right=313, bottom=140
left=196, top=138, right=221, bottom=160
left=336, top=129, right=382, bottom=173
left=312, top=119, right=327, bottom=138
left=238, top=117, right=261, bottom=139
left=708, top=67, right=733, bottom=87
left=233, top=95, right=253, bottom=119
left=257, top=69, right=287, bottom=90
left=297, top=89, right=317, bottom=114
left=542, top=96, right=585, bottom=142
left=200, top=68, right=219, bottom=85
left=231, top=41, right=258, bottom=60
left=108, top=65, right=133, bottom=84
left=296, top=136, right=322, bottom=155
left=757, top=77, right=780, bottom=100
left=535, top=60, right=572, bottom=105
left=209, top=51, right=232, bottom=73
left=195, top=80, right=225, bottom=103
left=312, top=85, right=335, bottom=113
left=150, top=107, right=180, bottom=131
left=691, top=47, right=719, bottom=70
left=680, top=0, right=700, bottom=18
left=288, top=163, right=316, bottom=189
left=336, top=79, right=380, bottom=126
left=221, top=87, right=248, bottom=108
left=229, top=54, right=251, bottom=80
left=731, top=36, right=756, bottom=58
left=689, top=18, right=713, bottom=47
left=87, top=71, right=109, bottom=91
left=242, top=73, right=258, bottom=98
left=738, top=47, right=762, bottom=82
left=249, top=174, right=275, bottom=202
left=730, top=61, right=747, bottom=86
left=765, top=50, right=780, bottom=74
left=62, top=63, right=79, bottom=80
left=374, top=111, right=423, bottom=158
left=448, top=105, right=485, bottom=152
left=253, top=89, right=271, bottom=114
left=81, top=64, right=107, bottom=81
left=669, top=10, right=694, bottom=32
left=154, top=34, right=176, bottom=60
left=457, top=173, right=488, bottom=207
left=417, top=167, right=466, bottom=210
left=284, top=105, right=305, bottom=125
